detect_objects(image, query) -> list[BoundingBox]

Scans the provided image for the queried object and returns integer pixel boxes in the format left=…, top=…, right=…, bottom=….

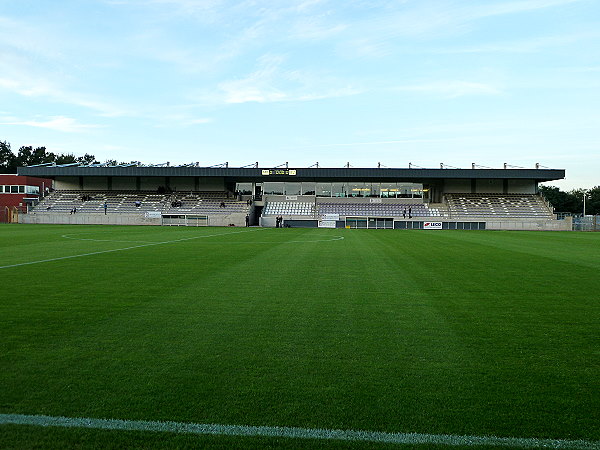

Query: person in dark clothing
left=408, top=207, right=412, bottom=219
left=103, top=202, right=108, bottom=215
left=245, top=214, right=250, bottom=227
left=403, top=208, right=406, bottom=218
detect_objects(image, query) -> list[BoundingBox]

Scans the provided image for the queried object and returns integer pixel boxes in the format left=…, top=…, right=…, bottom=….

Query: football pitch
left=0, top=224, right=598, bottom=449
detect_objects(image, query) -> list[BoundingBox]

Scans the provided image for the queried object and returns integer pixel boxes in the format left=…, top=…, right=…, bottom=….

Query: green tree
left=1, top=140, right=99, bottom=171
left=76, top=153, right=99, bottom=165
left=540, top=185, right=600, bottom=215
left=55, top=154, right=77, bottom=165
left=583, top=186, right=600, bottom=215
left=539, top=186, right=576, bottom=213
left=0, top=140, right=17, bottom=173
left=16, top=146, right=56, bottom=166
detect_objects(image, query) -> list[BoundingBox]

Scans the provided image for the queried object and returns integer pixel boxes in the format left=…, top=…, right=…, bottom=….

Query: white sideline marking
left=0, top=414, right=597, bottom=449
left=61, top=233, right=345, bottom=244
left=0, top=229, right=262, bottom=270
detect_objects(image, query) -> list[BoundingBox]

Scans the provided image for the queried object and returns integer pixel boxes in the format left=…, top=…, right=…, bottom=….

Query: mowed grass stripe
left=1, top=414, right=598, bottom=449
left=1, top=226, right=598, bottom=447
left=0, top=227, right=264, bottom=269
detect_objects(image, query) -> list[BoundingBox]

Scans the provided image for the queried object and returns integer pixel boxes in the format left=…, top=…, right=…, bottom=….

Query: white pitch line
left=0, top=414, right=597, bottom=449
left=0, top=229, right=263, bottom=270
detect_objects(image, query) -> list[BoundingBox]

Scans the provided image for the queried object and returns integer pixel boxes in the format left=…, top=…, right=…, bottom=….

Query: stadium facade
left=0, top=174, right=53, bottom=223
left=17, top=164, right=569, bottom=230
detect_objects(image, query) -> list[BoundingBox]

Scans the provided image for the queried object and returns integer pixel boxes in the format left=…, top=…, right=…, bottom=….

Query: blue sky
left=1, top=0, right=599, bottom=189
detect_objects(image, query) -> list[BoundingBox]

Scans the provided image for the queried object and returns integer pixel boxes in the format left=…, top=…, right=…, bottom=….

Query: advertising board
left=423, top=222, right=443, bottom=230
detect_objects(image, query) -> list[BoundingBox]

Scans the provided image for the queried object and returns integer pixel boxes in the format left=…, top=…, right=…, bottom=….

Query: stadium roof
left=18, top=164, right=565, bottom=183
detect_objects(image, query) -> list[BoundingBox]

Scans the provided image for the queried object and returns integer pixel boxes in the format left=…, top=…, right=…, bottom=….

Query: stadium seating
left=316, top=202, right=441, bottom=218
left=32, top=190, right=249, bottom=216
left=262, top=200, right=443, bottom=218
left=445, top=193, right=553, bottom=219
left=263, top=201, right=315, bottom=216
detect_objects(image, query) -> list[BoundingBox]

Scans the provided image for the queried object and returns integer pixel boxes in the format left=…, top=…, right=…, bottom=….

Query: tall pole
left=583, top=190, right=586, bottom=216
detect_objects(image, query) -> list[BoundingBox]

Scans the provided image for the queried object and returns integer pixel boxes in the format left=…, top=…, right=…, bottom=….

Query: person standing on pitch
left=103, top=202, right=108, bottom=215
left=245, top=214, right=250, bottom=227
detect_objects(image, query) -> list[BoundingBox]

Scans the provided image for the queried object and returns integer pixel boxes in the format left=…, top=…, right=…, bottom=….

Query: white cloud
left=468, top=0, right=583, bottom=19
left=1, top=116, right=102, bottom=133
left=187, top=118, right=213, bottom=124
left=395, top=81, right=502, bottom=98
left=439, top=31, right=600, bottom=54
left=215, top=54, right=361, bottom=104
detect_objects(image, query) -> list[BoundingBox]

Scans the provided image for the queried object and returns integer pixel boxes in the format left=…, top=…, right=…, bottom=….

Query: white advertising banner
left=423, top=222, right=442, bottom=230
left=318, top=220, right=337, bottom=228
left=321, top=214, right=340, bottom=221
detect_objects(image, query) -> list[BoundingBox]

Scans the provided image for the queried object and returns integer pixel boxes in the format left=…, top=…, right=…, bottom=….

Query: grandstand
left=445, top=193, right=553, bottom=219
left=36, top=190, right=248, bottom=216
left=17, top=164, right=568, bottom=230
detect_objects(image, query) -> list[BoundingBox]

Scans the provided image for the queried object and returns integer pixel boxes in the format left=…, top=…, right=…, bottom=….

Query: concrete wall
left=443, top=179, right=471, bottom=193
left=140, top=177, right=165, bottom=190
left=476, top=179, right=503, bottom=193
left=484, top=217, right=571, bottom=231
left=55, top=177, right=80, bottom=190
left=265, top=195, right=316, bottom=203
left=20, top=211, right=248, bottom=227
left=171, top=177, right=195, bottom=191
left=112, top=177, right=136, bottom=190
left=20, top=213, right=162, bottom=226
left=507, top=179, right=536, bottom=194
left=198, top=177, right=225, bottom=191
left=316, top=197, right=424, bottom=204
left=83, top=177, right=108, bottom=190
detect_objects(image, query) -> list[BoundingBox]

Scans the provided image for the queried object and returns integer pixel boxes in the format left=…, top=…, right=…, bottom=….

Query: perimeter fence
left=572, top=215, right=600, bottom=231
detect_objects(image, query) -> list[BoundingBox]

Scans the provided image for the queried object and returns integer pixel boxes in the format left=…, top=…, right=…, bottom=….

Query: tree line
left=539, top=185, right=600, bottom=215
left=0, top=140, right=98, bottom=174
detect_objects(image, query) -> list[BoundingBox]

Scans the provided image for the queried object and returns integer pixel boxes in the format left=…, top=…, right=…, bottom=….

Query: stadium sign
left=318, top=220, right=336, bottom=228
left=423, top=222, right=442, bottom=230
left=261, top=169, right=297, bottom=176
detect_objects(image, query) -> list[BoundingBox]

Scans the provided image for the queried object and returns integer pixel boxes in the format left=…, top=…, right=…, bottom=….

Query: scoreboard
left=261, top=169, right=297, bottom=176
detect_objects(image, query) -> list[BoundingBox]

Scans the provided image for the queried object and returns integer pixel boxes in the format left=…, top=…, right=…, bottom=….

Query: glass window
left=348, top=182, right=366, bottom=197
left=11, top=186, right=18, bottom=193
left=4, top=186, right=10, bottom=193
left=346, top=217, right=367, bottom=228
left=285, top=182, right=301, bottom=195
left=263, top=182, right=284, bottom=195
left=370, top=183, right=380, bottom=197
left=397, top=183, right=423, bottom=198
left=316, top=183, right=331, bottom=197
left=302, top=182, right=315, bottom=195
left=332, top=182, right=346, bottom=197
left=235, top=183, right=252, bottom=195
left=18, top=186, right=25, bottom=193
left=380, top=183, right=397, bottom=198
left=0, top=186, right=3, bottom=193
left=26, top=186, right=40, bottom=194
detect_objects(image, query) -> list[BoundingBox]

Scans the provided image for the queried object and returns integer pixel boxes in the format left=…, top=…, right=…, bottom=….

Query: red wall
left=0, top=175, right=53, bottom=209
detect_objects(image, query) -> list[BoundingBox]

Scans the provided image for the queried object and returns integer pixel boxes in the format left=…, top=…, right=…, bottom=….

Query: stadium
left=3, top=0, right=600, bottom=446
left=12, top=163, right=570, bottom=231
left=2, top=162, right=599, bottom=448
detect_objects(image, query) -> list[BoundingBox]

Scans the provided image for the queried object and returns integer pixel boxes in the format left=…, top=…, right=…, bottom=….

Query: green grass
left=0, top=224, right=599, bottom=449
